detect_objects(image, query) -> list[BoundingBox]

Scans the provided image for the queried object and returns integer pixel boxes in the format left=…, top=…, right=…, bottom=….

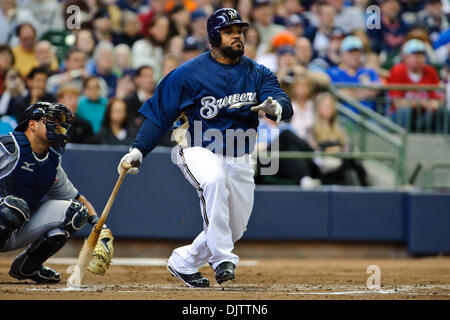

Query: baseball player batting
left=0, top=102, right=105, bottom=283
left=118, top=8, right=293, bottom=287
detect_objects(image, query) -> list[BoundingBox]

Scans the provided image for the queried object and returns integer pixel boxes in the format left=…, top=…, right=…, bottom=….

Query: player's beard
left=220, top=42, right=244, bottom=60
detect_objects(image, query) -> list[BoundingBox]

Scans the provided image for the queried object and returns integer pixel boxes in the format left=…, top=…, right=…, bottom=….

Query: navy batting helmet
left=207, top=8, right=249, bottom=47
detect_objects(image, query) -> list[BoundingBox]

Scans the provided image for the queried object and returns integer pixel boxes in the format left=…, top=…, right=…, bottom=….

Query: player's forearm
left=276, top=95, right=293, bottom=121
left=132, top=118, right=165, bottom=157
left=76, top=194, right=99, bottom=227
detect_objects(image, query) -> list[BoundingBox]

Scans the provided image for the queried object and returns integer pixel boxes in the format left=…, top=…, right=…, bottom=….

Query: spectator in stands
left=288, top=74, right=317, bottom=143
left=387, top=39, right=445, bottom=131
left=0, top=68, right=25, bottom=119
left=47, top=47, right=98, bottom=97
left=34, top=40, right=59, bottom=75
left=132, top=14, right=170, bottom=82
left=309, top=29, right=345, bottom=72
left=237, top=0, right=253, bottom=22
left=74, top=29, right=96, bottom=64
left=305, top=1, right=343, bottom=59
left=0, top=0, right=37, bottom=46
left=162, top=53, right=181, bottom=78
left=257, top=30, right=296, bottom=72
left=97, top=98, right=137, bottom=145
left=275, top=45, right=299, bottom=81
left=116, top=0, right=148, bottom=13
left=244, top=42, right=257, bottom=60
left=13, top=67, right=56, bottom=122
left=57, top=84, right=97, bottom=144
left=311, top=92, right=368, bottom=186
left=181, top=36, right=205, bottom=63
left=137, top=0, right=166, bottom=38
left=189, top=9, right=209, bottom=52
left=168, top=3, right=191, bottom=39
left=365, top=52, right=390, bottom=82
left=285, top=13, right=307, bottom=39
left=125, top=65, right=155, bottom=129
left=251, top=0, right=286, bottom=50
left=113, top=43, right=133, bottom=78
left=25, top=0, right=65, bottom=37
left=404, top=25, right=442, bottom=67
left=327, top=0, right=365, bottom=34
left=367, top=0, right=410, bottom=67
left=432, top=28, right=450, bottom=66
left=0, top=45, right=15, bottom=97
left=115, top=72, right=136, bottom=101
left=294, top=37, right=313, bottom=68
left=255, top=112, right=321, bottom=188
left=77, top=76, right=108, bottom=134
left=244, top=26, right=263, bottom=59
left=327, top=35, right=380, bottom=113
left=92, top=41, right=118, bottom=98
left=417, top=0, right=449, bottom=44
left=166, top=35, right=184, bottom=61
left=118, top=10, right=143, bottom=48
left=12, top=23, right=39, bottom=78
left=91, top=8, right=121, bottom=45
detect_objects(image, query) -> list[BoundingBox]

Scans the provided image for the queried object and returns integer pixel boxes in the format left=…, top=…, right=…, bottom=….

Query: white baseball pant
left=168, top=146, right=255, bottom=274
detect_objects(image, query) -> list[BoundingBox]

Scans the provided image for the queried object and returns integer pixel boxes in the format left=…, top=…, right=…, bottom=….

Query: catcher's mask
left=15, top=101, right=74, bottom=153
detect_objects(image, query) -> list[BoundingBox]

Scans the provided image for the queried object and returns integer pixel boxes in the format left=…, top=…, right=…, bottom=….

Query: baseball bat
left=67, top=161, right=139, bottom=288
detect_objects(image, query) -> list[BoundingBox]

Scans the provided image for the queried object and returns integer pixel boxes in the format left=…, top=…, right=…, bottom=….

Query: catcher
left=0, top=102, right=113, bottom=283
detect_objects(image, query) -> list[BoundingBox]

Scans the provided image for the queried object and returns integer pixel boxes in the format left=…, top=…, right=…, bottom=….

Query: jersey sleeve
left=138, top=69, right=194, bottom=133
left=258, top=66, right=293, bottom=121
left=134, top=69, right=194, bottom=156
left=45, top=164, right=79, bottom=200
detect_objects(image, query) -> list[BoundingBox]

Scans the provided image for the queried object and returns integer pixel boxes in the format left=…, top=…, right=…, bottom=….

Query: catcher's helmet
left=207, top=8, right=249, bottom=47
left=15, top=101, right=74, bottom=153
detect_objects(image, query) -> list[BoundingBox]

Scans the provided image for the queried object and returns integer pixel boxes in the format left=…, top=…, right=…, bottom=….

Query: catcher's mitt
left=87, top=227, right=114, bottom=275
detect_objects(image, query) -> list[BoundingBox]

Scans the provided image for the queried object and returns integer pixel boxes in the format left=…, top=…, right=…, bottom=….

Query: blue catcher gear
left=207, top=8, right=249, bottom=47
left=15, top=102, right=74, bottom=153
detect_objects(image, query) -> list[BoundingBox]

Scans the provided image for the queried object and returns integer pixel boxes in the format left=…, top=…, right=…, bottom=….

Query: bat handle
left=122, top=160, right=141, bottom=171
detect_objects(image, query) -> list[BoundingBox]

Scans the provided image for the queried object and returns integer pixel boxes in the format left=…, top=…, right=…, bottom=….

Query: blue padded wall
left=61, top=146, right=450, bottom=254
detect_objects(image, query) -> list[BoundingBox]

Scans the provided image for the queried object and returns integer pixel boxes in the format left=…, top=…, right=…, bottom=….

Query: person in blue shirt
left=117, top=8, right=293, bottom=288
left=327, top=35, right=381, bottom=113
left=77, top=77, right=108, bottom=134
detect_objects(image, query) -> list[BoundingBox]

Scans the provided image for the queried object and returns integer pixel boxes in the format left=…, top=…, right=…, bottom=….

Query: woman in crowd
left=97, top=98, right=137, bottom=145
left=312, top=92, right=368, bottom=186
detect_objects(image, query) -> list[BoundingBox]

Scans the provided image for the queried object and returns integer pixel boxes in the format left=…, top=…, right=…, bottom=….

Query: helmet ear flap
left=209, top=28, right=221, bottom=47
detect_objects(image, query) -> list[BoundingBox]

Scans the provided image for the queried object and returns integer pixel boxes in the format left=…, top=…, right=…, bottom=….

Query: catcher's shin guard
left=9, top=229, right=68, bottom=283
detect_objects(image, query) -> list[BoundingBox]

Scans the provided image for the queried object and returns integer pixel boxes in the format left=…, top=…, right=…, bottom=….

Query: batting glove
left=118, top=147, right=142, bottom=175
left=251, top=97, right=282, bottom=122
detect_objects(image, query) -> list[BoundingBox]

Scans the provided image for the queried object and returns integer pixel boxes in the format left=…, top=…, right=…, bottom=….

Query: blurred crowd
left=0, top=0, right=449, bottom=186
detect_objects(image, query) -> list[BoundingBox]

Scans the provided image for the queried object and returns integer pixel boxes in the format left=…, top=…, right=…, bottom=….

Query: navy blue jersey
left=134, top=52, right=292, bottom=156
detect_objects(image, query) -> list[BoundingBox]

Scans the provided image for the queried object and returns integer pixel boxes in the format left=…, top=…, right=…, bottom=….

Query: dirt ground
left=0, top=256, right=448, bottom=300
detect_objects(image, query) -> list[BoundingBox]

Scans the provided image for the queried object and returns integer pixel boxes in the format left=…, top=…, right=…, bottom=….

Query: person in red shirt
left=387, top=39, right=445, bottom=131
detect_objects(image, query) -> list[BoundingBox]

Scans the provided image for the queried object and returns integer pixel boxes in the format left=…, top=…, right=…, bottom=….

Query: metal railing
left=331, top=82, right=449, bottom=134
left=419, top=161, right=450, bottom=191
left=255, top=85, right=409, bottom=186
left=328, top=86, right=408, bottom=185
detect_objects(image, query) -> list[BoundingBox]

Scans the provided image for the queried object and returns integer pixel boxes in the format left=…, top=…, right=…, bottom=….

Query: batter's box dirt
left=0, top=257, right=449, bottom=300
